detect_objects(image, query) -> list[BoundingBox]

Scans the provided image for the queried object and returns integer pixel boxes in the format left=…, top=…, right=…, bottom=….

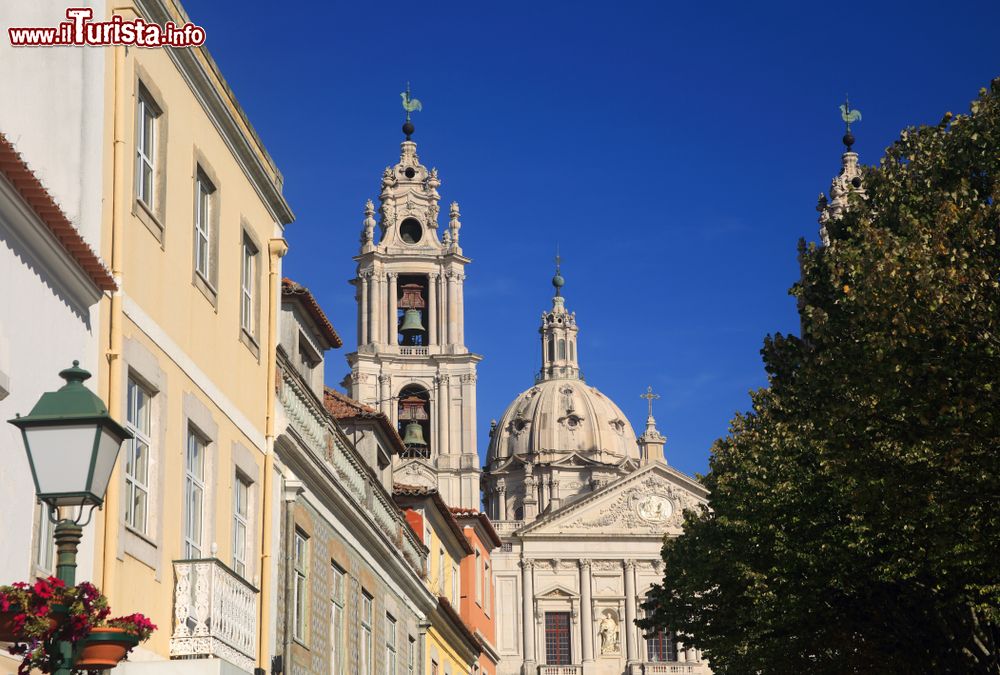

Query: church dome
left=486, top=263, right=639, bottom=466
left=487, top=377, right=640, bottom=465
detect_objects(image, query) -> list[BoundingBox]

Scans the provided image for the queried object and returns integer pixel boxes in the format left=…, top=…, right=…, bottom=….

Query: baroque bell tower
left=346, top=98, right=481, bottom=509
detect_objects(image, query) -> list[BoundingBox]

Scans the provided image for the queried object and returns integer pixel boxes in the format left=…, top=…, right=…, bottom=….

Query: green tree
left=640, top=80, right=1000, bottom=674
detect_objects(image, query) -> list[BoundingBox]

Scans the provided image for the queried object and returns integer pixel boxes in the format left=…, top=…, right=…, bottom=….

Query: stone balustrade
left=169, top=558, right=258, bottom=672
left=538, top=666, right=582, bottom=675
left=493, top=519, right=525, bottom=536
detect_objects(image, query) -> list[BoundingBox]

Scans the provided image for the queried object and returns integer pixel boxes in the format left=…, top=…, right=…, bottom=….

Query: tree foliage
left=640, top=80, right=1000, bottom=674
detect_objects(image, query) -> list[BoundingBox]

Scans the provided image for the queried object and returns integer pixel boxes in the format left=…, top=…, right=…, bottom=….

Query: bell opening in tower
left=397, top=384, right=431, bottom=459
left=397, top=275, right=429, bottom=346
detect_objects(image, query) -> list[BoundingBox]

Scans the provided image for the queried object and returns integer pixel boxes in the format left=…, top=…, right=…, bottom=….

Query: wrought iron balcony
left=170, top=558, right=258, bottom=672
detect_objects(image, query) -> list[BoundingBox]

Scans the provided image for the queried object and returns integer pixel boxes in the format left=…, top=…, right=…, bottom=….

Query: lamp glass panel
left=90, top=426, right=126, bottom=501
left=23, top=424, right=97, bottom=497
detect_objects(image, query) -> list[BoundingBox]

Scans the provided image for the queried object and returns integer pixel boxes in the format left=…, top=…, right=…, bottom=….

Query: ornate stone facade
left=346, top=138, right=482, bottom=509
left=483, top=277, right=712, bottom=675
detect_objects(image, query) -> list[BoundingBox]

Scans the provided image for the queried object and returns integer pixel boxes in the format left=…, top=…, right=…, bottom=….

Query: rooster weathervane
left=401, top=83, right=422, bottom=122
left=840, top=95, right=862, bottom=133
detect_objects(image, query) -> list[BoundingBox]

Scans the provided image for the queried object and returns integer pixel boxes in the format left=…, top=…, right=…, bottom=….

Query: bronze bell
left=399, top=308, right=425, bottom=335
left=402, top=421, right=427, bottom=447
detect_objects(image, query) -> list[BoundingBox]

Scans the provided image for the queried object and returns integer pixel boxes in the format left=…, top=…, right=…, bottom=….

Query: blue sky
left=186, top=0, right=999, bottom=478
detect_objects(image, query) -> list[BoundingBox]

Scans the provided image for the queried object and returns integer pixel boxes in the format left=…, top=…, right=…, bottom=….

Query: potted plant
left=74, top=613, right=155, bottom=670
left=6, top=580, right=111, bottom=674
left=0, top=577, right=65, bottom=643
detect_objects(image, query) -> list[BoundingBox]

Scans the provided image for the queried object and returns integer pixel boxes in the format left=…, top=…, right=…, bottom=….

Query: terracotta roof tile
left=449, top=507, right=503, bottom=548
left=324, top=387, right=405, bottom=450
left=0, top=134, right=115, bottom=291
left=282, top=278, right=342, bottom=348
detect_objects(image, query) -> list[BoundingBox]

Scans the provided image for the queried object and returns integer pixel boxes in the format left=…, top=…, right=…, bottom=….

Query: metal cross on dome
left=641, top=385, right=660, bottom=417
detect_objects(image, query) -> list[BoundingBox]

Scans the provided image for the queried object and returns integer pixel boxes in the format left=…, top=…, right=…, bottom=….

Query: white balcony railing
left=630, top=663, right=705, bottom=674
left=170, top=558, right=258, bottom=672
left=539, top=666, right=582, bottom=675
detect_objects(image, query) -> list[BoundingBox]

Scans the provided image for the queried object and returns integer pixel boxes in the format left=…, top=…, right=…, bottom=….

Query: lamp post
left=8, top=361, right=132, bottom=674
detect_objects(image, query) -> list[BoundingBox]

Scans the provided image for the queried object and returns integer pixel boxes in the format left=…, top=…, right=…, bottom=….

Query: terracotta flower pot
left=75, top=627, right=140, bottom=670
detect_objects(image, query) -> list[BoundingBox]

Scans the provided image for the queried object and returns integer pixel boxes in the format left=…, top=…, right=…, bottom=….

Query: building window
left=646, top=629, right=676, bottom=662
left=438, top=548, right=445, bottom=595
left=125, top=378, right=152, bottom=534
left=451, top=564, right=459, bottom=607
left=135, top=86, right=159, bottom=208
left=194, top=169, right=215, bottom=282
left=232, top=473, right=250, bottom=578
left=544, top=612, right=571, bottom=665
left=183, top=429, right=206, bottom=558
left=406, top=636, right=415, bottom=675
left=35, top=504, right=54, bottom=572
left=474, top=548, right=482, bottom=605
left=385, top=613, right=397, bottom=675
left=430, top=660, right=438, bottom=675
left=484, top=561, right=491, bottom=615
left=241, top=235, right=258, bottom=337
left=360, top=591, right=373, bottom=675
left=330, top=564, right=345, bottom=675
left=293, top=530, right=308, bottom=642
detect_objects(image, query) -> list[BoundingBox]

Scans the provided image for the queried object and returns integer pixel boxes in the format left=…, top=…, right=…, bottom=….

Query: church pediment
left=519, top=464, right=708, bottom=538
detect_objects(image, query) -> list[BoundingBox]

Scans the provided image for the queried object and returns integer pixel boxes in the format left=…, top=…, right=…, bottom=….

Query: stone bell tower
left=345, top=112, right=481, bottom=509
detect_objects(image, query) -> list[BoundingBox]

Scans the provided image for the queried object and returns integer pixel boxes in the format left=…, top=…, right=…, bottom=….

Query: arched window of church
left=569, top=340, right=575, bottom=361
left=397, top=384, right=431, bottom=460
left=548, top=336, right=554, bottom=362
left=514, top=504, right=524, bottom=521
left=558, top=339, right=566, bottom=360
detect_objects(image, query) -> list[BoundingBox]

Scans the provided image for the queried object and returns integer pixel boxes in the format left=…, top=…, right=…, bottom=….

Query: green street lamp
left=8, top=361, right=132, bottom=586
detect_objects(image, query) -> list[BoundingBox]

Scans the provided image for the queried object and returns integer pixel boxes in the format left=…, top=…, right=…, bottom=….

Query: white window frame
left=330, top=564, right=345, bottom=675
left=406, top=636, right=415, bottom=675
left=183, top=429, right=206, bottom=558
left=125, top=378, right=152, bottom=534
left=232, top=473, right=250, bottom=578
left=135, top=87, right=158, bottom=208
left=293, top=530, right=308, bottom=642
left=35, top=504, right=55, bottom=572
left=194, top=170, right=215, bottom=282
left=438, top=548, right=445, bottom=595
left=240, top=235, right=257, bottom=336
left=484, top=560, right=491, bottom=615
left=360, top=591, right=373, bottom=675
left=451, top=564, right=459, bottom=607
left=385, top=613, right=396, bottom=675
left=474, top=548, right=482, bottom=605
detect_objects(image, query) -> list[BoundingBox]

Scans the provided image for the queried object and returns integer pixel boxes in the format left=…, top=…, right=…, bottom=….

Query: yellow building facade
left=395, top=486, right=481, bottom=675
left=92, top=1, right=292, bottom=674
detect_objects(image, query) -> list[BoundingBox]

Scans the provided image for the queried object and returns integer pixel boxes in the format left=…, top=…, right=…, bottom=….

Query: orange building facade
left=452, top=508, right=503, bottom=675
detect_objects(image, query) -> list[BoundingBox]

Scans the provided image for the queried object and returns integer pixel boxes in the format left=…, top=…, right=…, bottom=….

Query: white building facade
left=0, top=0, right=110, bottom=592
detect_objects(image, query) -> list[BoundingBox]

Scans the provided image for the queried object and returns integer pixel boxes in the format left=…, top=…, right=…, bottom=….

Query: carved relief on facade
left=565, top=475, right=698, bottom=532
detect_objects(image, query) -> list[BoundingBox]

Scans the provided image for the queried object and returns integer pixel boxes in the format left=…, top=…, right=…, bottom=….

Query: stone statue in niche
left=599, top=611, right=620, bottom=655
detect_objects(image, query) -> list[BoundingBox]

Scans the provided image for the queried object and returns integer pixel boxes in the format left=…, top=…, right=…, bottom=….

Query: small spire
left=552, top=246, right=565, bottom=297
left=819, top=98, right=867, bottom=245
